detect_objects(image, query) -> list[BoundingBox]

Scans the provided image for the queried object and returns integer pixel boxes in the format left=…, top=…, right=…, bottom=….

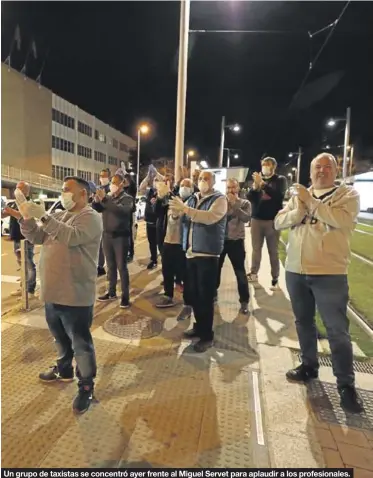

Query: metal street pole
left=226, top=148, right=231, bottom=168
left=342, top=106, right=351, bottom=180
left=296, top=146, right=302, bottom=183
left=349, top=144, right=354, bottom=177
left=218, top=116, right=226, bottom=168
left=136, top=129, right=141, bottom=192
left=174, top=0, right=191, bottom=183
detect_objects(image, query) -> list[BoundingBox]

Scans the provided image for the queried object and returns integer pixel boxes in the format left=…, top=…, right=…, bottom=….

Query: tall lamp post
left=136, top=124, right=149, bottom=192
left=174, top=0, right=191, bottom=183
left=288, top=147, right=302, bottom=183
left=218, top=119, right=241, bottom=168
left=186, top=149, right=195, bottom=166
left=326, top=106, right=351, bottom=180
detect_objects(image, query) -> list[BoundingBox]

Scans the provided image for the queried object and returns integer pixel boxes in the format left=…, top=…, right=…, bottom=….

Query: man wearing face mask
left=139, top=164, right=164, bottom=270
left=122, top=173, right=137, bottom=263
left=153, top=173, right=177, bottom=255
left=16, top=177, right=102, bottom=414
left=169, top=171, right=228, bottom=353
left=155, top=178, right=195, bottom=309
left=247, top=157, right=287, bottom=290
left=216, top=178, right=251, bottom=314
left=93, top=173, right=134, bottom=308
left=96, top=169, right=111, bottom=277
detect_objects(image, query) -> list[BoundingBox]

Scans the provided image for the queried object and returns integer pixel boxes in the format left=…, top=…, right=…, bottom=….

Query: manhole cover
left=103, top=314, right=163, bottom=339
left=307, top=380, right=373, bottom=430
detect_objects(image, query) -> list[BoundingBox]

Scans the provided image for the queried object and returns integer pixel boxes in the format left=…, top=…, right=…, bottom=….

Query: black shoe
left=270, top=279, right=280, bottom=291
left=338, top=385, right=364, bottom=414
left=147, top=261, right=157, bottom=270
left=239, top=302, right=249, bottom=314
left=156, top=296, right=176, bottom=308
left=97, top=292, right=117, bottom=302
left=193, top=339, right=213, bottom=353
left=39, top=365, right=74, bottom=383
left=97, top=267, right=106, bottom=277
left=127, top=255, right=134, bottom=264
left=73, top=383, right=94, bottom=414
left=177, top=305, right=192, bottom=321
left=183, top=329, right=200, bottom=339
left=286, top=364, right=319, bottom=383
left=120, top=298, right=131, bottom=309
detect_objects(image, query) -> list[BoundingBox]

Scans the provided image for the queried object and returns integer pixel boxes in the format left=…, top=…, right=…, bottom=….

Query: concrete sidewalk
left=1, top=224, right=372, bottom=471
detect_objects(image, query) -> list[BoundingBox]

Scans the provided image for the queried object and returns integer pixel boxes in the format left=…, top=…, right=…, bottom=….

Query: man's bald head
left=180, top=178, right=193, bottom=188
left=16, top=181, right=31, bottom=197
left=310, top=153, right=338, bottom=189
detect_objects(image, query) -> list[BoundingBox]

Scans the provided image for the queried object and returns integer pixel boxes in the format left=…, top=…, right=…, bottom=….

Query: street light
left=186, top=149, right=195, bottom=165
left=287, top=148, right=302, bottom=182
left=234, top=154, right=239, bottom=159
left=218, top=117, right=241, bottom=168
left=325, top=107, right=351, bottom=179
left=136, top=124, right=150, bottom=192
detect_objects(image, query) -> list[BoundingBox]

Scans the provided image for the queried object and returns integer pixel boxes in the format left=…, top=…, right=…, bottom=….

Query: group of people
left=9, top=151, right=363, bottom=415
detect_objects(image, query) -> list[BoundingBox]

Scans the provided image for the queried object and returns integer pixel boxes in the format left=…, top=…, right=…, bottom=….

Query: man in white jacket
left=275, top=153, right=363, bottom=414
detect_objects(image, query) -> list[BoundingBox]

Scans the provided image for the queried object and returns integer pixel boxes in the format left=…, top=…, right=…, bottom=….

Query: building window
left=52, top=135, right=75, bottom=154
left=119, top=142, right=129, bottom=153
left=77, top=170, right=92, bottom=182
left=52, top=108, right=75, bottom=130
left=95, top=129, right=99, bottom=140
left=78, top=121, right=92, bottom=137
left=112, top=138, right=118, bottom=149
left=108, top=156, right=118, bottom=166
left=94, top=151, right=106, bottom=163
left=52, top=165, right=75, bottom=181
left=77, top=144, right=92, bottom=159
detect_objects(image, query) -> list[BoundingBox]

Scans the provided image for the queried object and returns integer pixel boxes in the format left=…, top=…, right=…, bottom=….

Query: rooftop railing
left=1, top=164, right=63, bottom=193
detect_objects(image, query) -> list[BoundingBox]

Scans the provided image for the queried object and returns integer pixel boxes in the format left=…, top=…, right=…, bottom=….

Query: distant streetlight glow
left=136, top=123, right=151, bottom=191
left=232, top=124, right=241, bottom=132
left=288, top=153, right=293, bottom=158
left=234, top=154, right=239, bottom=159
left=325, top=145, right=331, bottom=149
left=327, top=119, right=336, bottom=127
left=139, top=124, right=149, bottom=134
left=187, top=150, right=195, bottom=157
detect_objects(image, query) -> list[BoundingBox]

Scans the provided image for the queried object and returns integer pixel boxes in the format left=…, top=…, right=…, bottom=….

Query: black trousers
left=128, top=213, right=134, bottom=257
left=187, top=256, right=219, bottom=341
left=217, top=239, right=250, bottom=304
left=102, top=233, right=130, bottom=301
left=162, top=243, right=185, bottom=299
left=146, top=223, right=158, bottom=263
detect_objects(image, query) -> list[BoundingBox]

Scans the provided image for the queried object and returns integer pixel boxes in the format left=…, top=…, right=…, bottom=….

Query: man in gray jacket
left=216, top=178, right=251, bottom=314
left=17, top=177, right=103, bottom=415
left=275, top=153, right=362, bottom=414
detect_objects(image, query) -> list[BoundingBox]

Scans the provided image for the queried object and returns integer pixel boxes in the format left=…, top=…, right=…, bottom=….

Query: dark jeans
left=129, top=213, right=135, bottom=257
left=217, top=239, right=250, bottom=304
left=187, top=256, right=219, bottom=341
left=162, top=243, right=185, bottom=299
left=286, top=271, right=354, bottom=388
left=102, top=233, right=130, bottom=301
left=146, top=223, right=158, bottom=263
left=45, top=303, right=96, bottom=385
left=14, top=240, right=36, bottom=293
left=250, top=218, right=280, bottom=280
left=98, top=238, right=105, bottom=269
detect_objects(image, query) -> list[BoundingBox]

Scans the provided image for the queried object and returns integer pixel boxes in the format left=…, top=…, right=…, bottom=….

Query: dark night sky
left=2, top=1, right=373, bottom=172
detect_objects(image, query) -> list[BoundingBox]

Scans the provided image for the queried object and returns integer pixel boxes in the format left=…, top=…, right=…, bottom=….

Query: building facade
left=1, top=64, right=136, bottom=196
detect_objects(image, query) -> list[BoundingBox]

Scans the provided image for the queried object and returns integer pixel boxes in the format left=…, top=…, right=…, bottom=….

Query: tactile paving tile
left=2, top=255, right=263, bottom=468
left=293, top=351, right=373, bottom=375
left=103, top=313, right=164, bottom=340
left=307, top=380, right=373, bottom=430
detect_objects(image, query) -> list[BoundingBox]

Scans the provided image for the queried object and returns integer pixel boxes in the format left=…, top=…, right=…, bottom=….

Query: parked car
left=1, top=198, right=62, bottom=235
left=136, top=196, right=146, bottom=220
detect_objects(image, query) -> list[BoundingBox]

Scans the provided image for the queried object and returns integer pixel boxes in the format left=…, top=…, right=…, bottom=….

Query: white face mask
left=100, top=177, right=110, bottom=186
left=198, top=181, right=209, bottom=194
left=261, top=166, right=272, bottom=177
left=179, top=186, right=193, bottom=200
left=109, top=184, right=119, bottom=195
left=61, top=192, right=76, bottom=211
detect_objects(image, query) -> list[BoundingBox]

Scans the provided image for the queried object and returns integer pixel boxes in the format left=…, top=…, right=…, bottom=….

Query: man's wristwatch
left=40, top=215, right=49, bottom=224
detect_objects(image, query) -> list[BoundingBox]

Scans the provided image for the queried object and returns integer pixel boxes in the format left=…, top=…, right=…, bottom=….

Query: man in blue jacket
left=169, top=171, right=228, bottom=353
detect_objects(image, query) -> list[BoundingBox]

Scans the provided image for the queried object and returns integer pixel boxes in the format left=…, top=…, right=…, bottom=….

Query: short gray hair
left=261, top=157, right=277, bottom=167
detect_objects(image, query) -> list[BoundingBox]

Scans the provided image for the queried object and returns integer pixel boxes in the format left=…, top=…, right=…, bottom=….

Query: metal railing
left=1, top=164, right=63, bottom=193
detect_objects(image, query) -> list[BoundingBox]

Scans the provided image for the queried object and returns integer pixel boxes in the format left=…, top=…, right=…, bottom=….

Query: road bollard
left=20, top=239, right=30, bottom=311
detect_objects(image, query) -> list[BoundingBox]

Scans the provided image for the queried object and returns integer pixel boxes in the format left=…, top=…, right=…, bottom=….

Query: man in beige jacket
left=275, top=153, right=363, bottom=414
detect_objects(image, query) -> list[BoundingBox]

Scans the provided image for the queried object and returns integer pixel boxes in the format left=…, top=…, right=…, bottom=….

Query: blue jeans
left=45, top=303, right=97, bottom=385
left=14, top=240, right=37, bottom=293
left=285, top=272, right=354, bottom=388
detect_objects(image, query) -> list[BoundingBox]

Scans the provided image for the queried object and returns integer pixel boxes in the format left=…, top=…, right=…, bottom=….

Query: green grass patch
left=351, top=230, right=373, bottom=262
left=356, top=223, right=373, bottom=234
left=357, top=218, right=373, bottom=227
left=279, top=231, right=373, bottom=357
